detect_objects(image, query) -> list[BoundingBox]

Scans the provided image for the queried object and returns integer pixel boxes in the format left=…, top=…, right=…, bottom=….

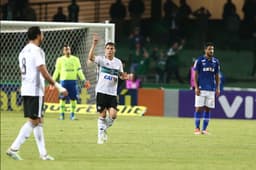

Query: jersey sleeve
left=52, top=57, right=61, bottom=81
left=34, top=49, right=45, bottom=67
left=94, top=55, right=102, bottom=65
left=215, top=59, right=220, bottom=74
left=119, top=59, right=124, bottom=73
left=76, top=57, right=85, bottom=80
left=193, top=58, right=200, bottom=72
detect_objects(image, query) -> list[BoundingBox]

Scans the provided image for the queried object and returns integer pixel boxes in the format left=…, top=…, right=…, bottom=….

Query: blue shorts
left=60, top=80, right=79, bottom=100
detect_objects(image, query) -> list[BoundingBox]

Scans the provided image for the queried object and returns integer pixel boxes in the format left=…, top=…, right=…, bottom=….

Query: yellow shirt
left=53, top=55, right=85, bottom=81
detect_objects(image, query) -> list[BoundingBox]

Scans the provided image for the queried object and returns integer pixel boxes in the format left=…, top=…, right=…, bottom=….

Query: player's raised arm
left=88, top=33, right=99, bottom=62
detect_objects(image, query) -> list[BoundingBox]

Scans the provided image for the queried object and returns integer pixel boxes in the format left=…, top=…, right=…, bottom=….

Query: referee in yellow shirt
left=53, top=45, right=89, bottom=120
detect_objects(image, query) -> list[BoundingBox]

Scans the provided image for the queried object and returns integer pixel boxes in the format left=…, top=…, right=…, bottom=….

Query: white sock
left=10, top=121, right=34, bottom=151
left=98, top=117, right=106, bottom=138
left=106, top=117, right=115, bottom=128
left=33, top=123, right=47, bottom=156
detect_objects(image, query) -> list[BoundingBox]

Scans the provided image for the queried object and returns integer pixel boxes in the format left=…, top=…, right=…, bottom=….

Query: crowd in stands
left=1, top=0, right=79, bottom=22
left=1, top=0, right=256, bottom=83
left=1, top=0, right=36, bottom=21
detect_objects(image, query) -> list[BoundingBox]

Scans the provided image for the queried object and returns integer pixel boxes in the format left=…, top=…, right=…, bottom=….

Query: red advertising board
left=138, top=88, right=164, bottom=116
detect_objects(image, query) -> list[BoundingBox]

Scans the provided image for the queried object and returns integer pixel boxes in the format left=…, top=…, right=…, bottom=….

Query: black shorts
left=23, top=96, right=44, bottom=119
left=96, top=92, right=117, bottom=112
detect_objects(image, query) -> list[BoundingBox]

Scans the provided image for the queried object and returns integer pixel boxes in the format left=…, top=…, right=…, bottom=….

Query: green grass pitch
left=1, top=111, right=255, bottom=170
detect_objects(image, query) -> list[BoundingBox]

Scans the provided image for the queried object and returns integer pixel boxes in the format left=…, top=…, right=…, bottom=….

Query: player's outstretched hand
left=84, top=80, right=91, bottom=89
left=216, top=89, right=220, bottom=97
left=195, top=87, right=200, bottom=96
left=54, top=82, right=68, bottom=96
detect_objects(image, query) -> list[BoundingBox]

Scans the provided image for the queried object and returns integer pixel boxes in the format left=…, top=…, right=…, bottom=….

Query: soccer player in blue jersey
left=193, top=42, right=220, bottom=135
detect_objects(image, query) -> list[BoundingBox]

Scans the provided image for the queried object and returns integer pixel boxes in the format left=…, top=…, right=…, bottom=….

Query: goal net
left=0, top=21, right=115, bottom=111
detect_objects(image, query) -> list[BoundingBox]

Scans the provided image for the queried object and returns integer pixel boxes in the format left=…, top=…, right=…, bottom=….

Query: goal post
left=0, top=20, right=115, bottom=111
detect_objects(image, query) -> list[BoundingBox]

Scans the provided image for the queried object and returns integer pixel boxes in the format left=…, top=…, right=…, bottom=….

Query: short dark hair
left=63, top=44, right=70, bottom=48
left=204, top=42, right=214, bottom=49
left=105, top=42, right=115, bottom=48
left=27, top=26, right=41, bottom=40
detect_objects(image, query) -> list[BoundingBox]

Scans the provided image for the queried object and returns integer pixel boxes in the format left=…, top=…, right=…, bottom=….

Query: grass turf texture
left=1, top=111, right=255, bottom=170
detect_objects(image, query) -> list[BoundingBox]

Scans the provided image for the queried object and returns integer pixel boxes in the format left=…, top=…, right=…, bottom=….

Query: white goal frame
left=0, top=20, right=115, bottom=110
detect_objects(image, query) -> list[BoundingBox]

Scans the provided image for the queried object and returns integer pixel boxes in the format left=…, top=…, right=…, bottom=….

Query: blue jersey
left=193, top=55, right=220, bottom=91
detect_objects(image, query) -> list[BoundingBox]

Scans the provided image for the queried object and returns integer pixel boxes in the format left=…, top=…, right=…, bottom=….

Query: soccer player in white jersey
left=6, top=26, right=68, bottom=160
left=88, top=33, right=131, bottom=144
left=193, top=42, right=220, bottom=135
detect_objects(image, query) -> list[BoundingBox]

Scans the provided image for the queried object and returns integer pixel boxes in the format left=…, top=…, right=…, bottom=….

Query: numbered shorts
left=96, top=92, right=117, bottom=112
left=23, top=96, right=44, bottom=119
left=195, top=90, right=215, bottom=108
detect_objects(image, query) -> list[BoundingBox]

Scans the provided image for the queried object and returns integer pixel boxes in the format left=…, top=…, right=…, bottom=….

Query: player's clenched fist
left=93, top=33, right=99, bottom=44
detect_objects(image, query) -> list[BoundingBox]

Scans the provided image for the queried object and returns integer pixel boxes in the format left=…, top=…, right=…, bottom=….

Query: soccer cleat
left=6, top=149, right=23, bottom=160
left=40, top=154, right=55, bottom=160
left=201, top=130, right=209, bottom=135
left=194, top=128, right=201, bottom=135
left=59, top=113, right=65, bottom=120
left=70, top=112, right=76, bottom=120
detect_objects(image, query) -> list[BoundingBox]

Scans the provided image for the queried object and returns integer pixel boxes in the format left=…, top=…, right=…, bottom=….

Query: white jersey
left=94, top=55, right=123, bottom=96
left=19, top=43, right=45, bottom=96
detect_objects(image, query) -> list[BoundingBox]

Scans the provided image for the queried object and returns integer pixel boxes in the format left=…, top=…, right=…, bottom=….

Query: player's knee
left=111, top=115, right=117, bottom=119
left=195, top=107, right=203, bottom=113
left=109, top=108, right=117, bottom=119
left=99, top=109, right=107, bottom=118
left=29, top=118, right=41, bottom=126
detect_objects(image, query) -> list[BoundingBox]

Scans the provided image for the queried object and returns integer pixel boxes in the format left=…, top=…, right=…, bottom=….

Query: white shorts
left=195, top=90, right=215, bottom=108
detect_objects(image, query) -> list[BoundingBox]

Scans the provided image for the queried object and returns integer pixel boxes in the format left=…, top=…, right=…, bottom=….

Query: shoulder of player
left=195, top=55, right=204, bottom=62
left=57, top=56, right=65, bottom=61
left=113, top=57, right=122, bottom=63
left=212, top=56, right=220, bottom=62
left=210, top=56, right=220, bottom=65
left=97, top=55, right=104, bottom=58
left=95, top=55, right=105, bottom=61
left=28, top=44, right=44, bottom=56
left=70, top=55, right=79, bottom=58
left=27, top=43, right=41, bottom=51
